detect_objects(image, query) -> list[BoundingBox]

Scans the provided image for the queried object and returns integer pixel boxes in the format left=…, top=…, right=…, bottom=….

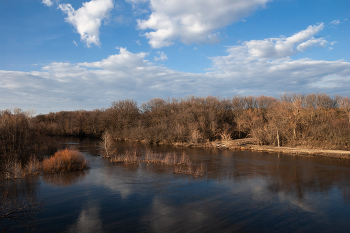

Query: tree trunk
left=293, top=127, right=296, bottom=140
left=276, top=129, right=280, bottom=147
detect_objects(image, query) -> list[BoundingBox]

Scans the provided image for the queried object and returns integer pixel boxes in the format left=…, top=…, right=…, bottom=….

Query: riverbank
left=173, top=138, right=350, bottom=159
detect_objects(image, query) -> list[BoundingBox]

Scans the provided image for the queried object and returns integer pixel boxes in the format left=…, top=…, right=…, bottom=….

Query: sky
left=0, top=0, right=349, bottom=114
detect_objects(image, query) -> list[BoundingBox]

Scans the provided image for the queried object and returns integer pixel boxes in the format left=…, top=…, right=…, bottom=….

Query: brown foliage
left=27, top=93, right=350, bottom=151
left=108, top=148, right=207, bottom=177
left=42, top=149, right=88, bottom=173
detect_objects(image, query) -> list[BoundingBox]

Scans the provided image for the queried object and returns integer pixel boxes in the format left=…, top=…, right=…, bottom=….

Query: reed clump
left=1, top=156, right=42, bottom=179
left=42, top=149, right=89, bottom=173
left=108, top=148, right=210, bottom=177
left=110, top=149, right=140, bottom=164
left=25, top=156, right=40, bottom=175
left=1, top=157, right=23, bottom=179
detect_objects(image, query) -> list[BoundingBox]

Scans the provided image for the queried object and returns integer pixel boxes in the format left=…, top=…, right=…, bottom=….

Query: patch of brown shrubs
left=108, top=149, right=210, bottom=177
left=42, top=149, right=89, bottom=173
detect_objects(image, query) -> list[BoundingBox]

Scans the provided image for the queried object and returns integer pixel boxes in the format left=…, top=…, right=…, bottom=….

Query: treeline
left=31, top=93, right=350, bottom=150
left=0, top=109, right=59, bottom=170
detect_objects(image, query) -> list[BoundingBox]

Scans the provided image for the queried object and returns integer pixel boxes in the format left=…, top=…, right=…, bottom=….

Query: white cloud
left=42, top=0, right=54, bottom=7
left=243, top=23, right=325, bottom=59
left=79, top=47, right=148, bottom=69
left=330, top=41, right=338, bottom=46
left=73, top=40, right=78, bottom=46
left=126, top=0, right=149, bottom=15
left=1, top=24, right=349, bottom=113
left=58, top=0, right=114, bottom=47
left=296, top=37, right=327, bottom=52
left=210, top=29, right=350, bottom=94
left=42, top=0, right=60, bottom=7
left=327, top=41, right=338, bottom=51
left=330, top=20, right=340, bottom=25
left=135, top=0, right=271, bottom=48
left=154, top=51, right=168, bottom=61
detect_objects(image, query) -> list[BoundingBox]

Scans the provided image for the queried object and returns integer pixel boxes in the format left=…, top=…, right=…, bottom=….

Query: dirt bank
left=216, top=139, right=350, bottom=159
left=173, top=138, right=350, bottom=159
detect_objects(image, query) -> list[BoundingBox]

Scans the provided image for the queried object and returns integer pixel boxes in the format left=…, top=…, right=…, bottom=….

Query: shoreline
left=171, top=138, right=350, bottom=159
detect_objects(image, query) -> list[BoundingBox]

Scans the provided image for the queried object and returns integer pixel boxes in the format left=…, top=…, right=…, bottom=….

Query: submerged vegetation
left=105, top=148, right=207, bottom=177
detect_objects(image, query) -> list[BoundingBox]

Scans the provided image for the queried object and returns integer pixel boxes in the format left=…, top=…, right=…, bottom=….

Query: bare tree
left=338, top=96, right=350, bottom=123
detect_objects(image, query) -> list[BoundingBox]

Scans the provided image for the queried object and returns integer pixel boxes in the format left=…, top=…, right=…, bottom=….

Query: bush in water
left=43, top=149, right=88, bottom=173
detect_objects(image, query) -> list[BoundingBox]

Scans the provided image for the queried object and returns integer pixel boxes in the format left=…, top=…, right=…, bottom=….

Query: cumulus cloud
left=242, top=23, right=325, bottom=59
left=58, top=0, right=114, bottom=47
left=154, top=51, right=168, bottom=61
left=296, top=37, right=327, bottom=52
left=1, top=24, right=350, bottom=113
left=79, top=47, right=148, bottom=69
left=209, top=24, right=350, bottom=94
left=135, top=0, right=271, bottom=48
left=42, top=0, right=54, bottom=7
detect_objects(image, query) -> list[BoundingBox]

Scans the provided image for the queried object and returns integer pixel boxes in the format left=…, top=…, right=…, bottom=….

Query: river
left=3, top=137, right=350, bottom=232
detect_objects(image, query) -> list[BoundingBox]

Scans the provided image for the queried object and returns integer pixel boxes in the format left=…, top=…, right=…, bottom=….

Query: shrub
left=42, top=149, right=88, bottom=173
left=25, top=156, right=40, bottom=175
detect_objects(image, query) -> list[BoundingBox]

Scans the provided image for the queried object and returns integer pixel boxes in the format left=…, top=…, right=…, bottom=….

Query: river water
left=4, top=137, right=350, bottom=232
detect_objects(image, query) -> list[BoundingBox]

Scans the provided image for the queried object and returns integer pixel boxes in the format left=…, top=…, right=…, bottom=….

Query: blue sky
left=0, top=0, right=349, bottom=114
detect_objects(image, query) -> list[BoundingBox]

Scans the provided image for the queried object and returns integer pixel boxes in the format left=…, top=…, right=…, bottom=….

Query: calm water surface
left=6, top=137, right=350, bottom=232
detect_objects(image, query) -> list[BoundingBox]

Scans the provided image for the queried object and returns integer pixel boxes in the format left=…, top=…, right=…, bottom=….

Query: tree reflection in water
left=42, top=170, right=89, bottom=187
left=0, top=178, right=41, bottom=232
left=213, top=151, right=350, bottom=202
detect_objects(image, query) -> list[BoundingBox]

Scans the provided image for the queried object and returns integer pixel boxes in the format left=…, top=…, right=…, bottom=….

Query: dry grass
left=1, top=157, right=23, bottom=179
left=108, top=148, right=210, bottom=177
left=220, top=132, right=232, bottom=147
left=1, top=149, right=88, bottom=180
left=42, top=149, right=89, bottom=173
left=110, top=149, right=139, bottom=164
left=172, top=162, right=206, bottom=177
left=179, top=152, right=190, bottom=165
left=144, top=149, right=162, bottom=163
left=25, top=156, right=40, bottom=175
left=1, top=156, right=40, bottom=179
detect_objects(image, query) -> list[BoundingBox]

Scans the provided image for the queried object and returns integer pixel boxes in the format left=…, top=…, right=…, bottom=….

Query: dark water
left=4, top=137, right=350, bottom=232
